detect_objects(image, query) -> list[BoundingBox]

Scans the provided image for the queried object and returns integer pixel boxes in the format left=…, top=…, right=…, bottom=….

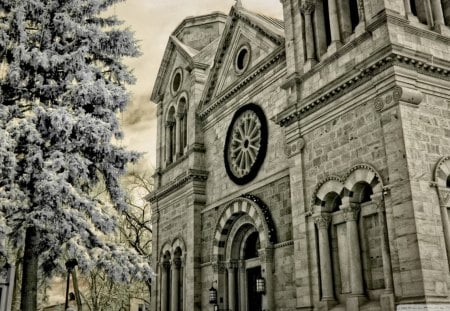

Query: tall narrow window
left=178, top=97, right=188, bottom=154
left=323, top=0, right=332, bottom=46
left=349, top=0, right=360, bottom=31
left=166, top=106, right=176, bottom=164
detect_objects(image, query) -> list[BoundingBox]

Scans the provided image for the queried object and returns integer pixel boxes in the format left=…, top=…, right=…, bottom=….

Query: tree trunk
left=20, top=227, right=39, bottom=311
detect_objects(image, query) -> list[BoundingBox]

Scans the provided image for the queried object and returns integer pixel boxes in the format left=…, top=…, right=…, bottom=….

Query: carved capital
left=226, top=261, right=238, bottom=270
left=258, top=247, right=274, bottom=263
left=212, top=261, right=226, bottom=273
left=300, top=1, right=315, bottom=14
left=313, top=214, right=332, bottom=229
left=172, top=258, right=182, bottom=269
left=438, top=189, right=450, bottom=207
left=342, top=204, right=360, bottom=222
left=165, top=120, right=175, bottom=127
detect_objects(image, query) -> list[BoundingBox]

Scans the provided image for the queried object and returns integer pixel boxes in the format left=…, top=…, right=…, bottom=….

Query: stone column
left=238, top=260, right=246, bottom=310
left=313, top=213, right=335, bottom=301
left=301, top=1, right=316, bottom=66
left=371, top=194, right=394, bottom=292
left=314, top=0, right=328, bottom=58
left=431, top=0, right=446, bottom=31
left=425, top=0, right=434, bottom=27
left=259, top=248, right=275, bottom=311
left=436, top=187, right=450, bottom=270
left=165, top=121, right=174, bottom=164
left=328, top=0, right=342, bottom=45
left=161, top=262, right=170, bottom=311
left=343, top=204, right=364, bottom=296
left=171, top=259, right=181, bottom=311
left=227, top=262, right=237, bottom=311
left=175, top=114, right=182, bottom=158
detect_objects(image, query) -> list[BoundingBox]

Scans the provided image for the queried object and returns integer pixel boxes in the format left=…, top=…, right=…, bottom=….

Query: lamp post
left=64, top=259, right=78, bottom=310
left=256, top=277, right=265, bottom=294
left=209, top=280, right=218, bottom=310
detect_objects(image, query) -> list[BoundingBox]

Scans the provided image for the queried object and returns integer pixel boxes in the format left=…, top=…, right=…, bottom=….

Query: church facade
left=148, top=0, right=450, bottom=310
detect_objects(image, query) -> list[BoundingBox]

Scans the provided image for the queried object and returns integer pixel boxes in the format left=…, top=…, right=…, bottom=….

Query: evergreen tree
left=0, top=1, right=152, bottom=309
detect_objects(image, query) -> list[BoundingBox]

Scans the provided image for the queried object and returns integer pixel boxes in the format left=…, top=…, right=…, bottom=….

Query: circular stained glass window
left=224, top=104, right=268, bottom=185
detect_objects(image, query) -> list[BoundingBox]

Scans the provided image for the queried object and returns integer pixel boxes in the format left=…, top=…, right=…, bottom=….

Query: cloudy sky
left=114, top=0, right=283, bottom=172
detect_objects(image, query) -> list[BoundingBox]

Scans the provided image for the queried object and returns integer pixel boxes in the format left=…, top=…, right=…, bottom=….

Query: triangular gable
left=151, top=36, right=202, bottom=103
left=198, top=6, right=285, bottom=115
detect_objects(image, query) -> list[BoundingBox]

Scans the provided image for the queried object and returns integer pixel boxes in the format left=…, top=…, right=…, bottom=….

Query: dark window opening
left=323, top=0, right=332, bottom=46
left=410, top=0, right=417, bottom=16
left=447, top=176, right=450, bottom=188
left=236, top=48, right=249, bottom=71
left=244, top=231, right=260, bottom=259
left=349, top=0, right=360, bottom=31
left=172, top=72, right=182, bottom=93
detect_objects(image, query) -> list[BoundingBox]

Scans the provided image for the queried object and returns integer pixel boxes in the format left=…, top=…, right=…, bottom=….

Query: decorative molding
left=147, top=169, right=208, bottom=202
left=275, top=53, right=450, bottom=127
left=274, top=240, right=294, bottom=249
left=373, top=85, right=423, bottom=112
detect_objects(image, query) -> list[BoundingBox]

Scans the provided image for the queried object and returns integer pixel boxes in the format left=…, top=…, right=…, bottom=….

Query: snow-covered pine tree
left=0, top=1, right=152, bottom=310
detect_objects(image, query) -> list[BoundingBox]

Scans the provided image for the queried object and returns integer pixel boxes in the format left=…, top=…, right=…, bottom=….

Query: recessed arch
left=211, top=195, right=276, bottom=262
left=434, top=156, right=450, bottom=188
left=311, top=176, right=344, bottom=214
left=172, top=237, right=186, bottom=255
left=344, top=164, right=383, bottom=194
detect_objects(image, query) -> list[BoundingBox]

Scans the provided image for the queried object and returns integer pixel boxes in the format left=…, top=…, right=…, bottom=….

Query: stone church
left=148, top=0, right=450, bottom=310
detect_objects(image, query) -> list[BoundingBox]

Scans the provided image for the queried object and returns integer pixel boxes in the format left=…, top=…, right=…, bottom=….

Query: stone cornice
left=146, top=169, right=208, bottom=203
left=275, top=52, right=450, bottom=127
left=199, top=48, right=285, bottom=119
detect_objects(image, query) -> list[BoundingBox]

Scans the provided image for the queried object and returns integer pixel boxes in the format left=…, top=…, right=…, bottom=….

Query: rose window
left=224, top=104, right=268, bottom=185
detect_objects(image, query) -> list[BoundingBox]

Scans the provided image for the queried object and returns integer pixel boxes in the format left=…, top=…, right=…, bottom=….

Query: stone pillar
left=313, top=214, right=335, bottom=302
left=431, top=0, right=445, bottom=26
left=342, top=204, right=364, bottom=295
left=314, top=0, right=328, bottom=58
left=238, top=260, right=246, bottom=310
left=425, top=0, right=434, bottom=27
left=165, top=121, right=174, bottom=164
left=161, top=262, right=170, bottom=311
left=371, top=194, right=394, bottom=292
left=301, top=1, right=316, bottom=67
left=337, top=0, right=352, bottom=40
left=175, top=114, right=181, bottom=158
left=435, top=187, right=450, bottom=270
left=259, top=248, right=275, bottom=311
left=227, top=262, right=237, bottom=311
left=171, top=259, right=181, bottom=311
left=328, top=0, right=342, bottom=52
left=372, top=193, right=395, bottom=311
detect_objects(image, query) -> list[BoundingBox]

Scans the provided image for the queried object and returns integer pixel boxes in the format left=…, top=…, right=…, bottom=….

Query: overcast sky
left=114, top=0, right=283, bottom=172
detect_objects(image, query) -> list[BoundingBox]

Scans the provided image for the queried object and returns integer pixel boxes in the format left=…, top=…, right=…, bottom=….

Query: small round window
left=171, top=68, right=182, bottom=94
left=234, top=45, right=251, bottom=74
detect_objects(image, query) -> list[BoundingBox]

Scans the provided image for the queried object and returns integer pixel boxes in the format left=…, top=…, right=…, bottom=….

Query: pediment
left=198, top=6, right=284, bottom=115
left=213, top=21, right=280, bottom=97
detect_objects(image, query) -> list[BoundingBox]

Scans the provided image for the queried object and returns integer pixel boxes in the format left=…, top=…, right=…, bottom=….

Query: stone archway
left=211, top=195, right=276, bottom=311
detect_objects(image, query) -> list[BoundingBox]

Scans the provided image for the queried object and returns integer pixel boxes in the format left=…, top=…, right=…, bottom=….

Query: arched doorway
left=212, top=196, right=276, bottom=311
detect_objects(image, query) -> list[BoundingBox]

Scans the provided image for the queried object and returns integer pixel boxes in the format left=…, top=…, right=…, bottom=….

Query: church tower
left=277, top=0, right=450, bottom=310
left=149, top=0, right=450, bottom=310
